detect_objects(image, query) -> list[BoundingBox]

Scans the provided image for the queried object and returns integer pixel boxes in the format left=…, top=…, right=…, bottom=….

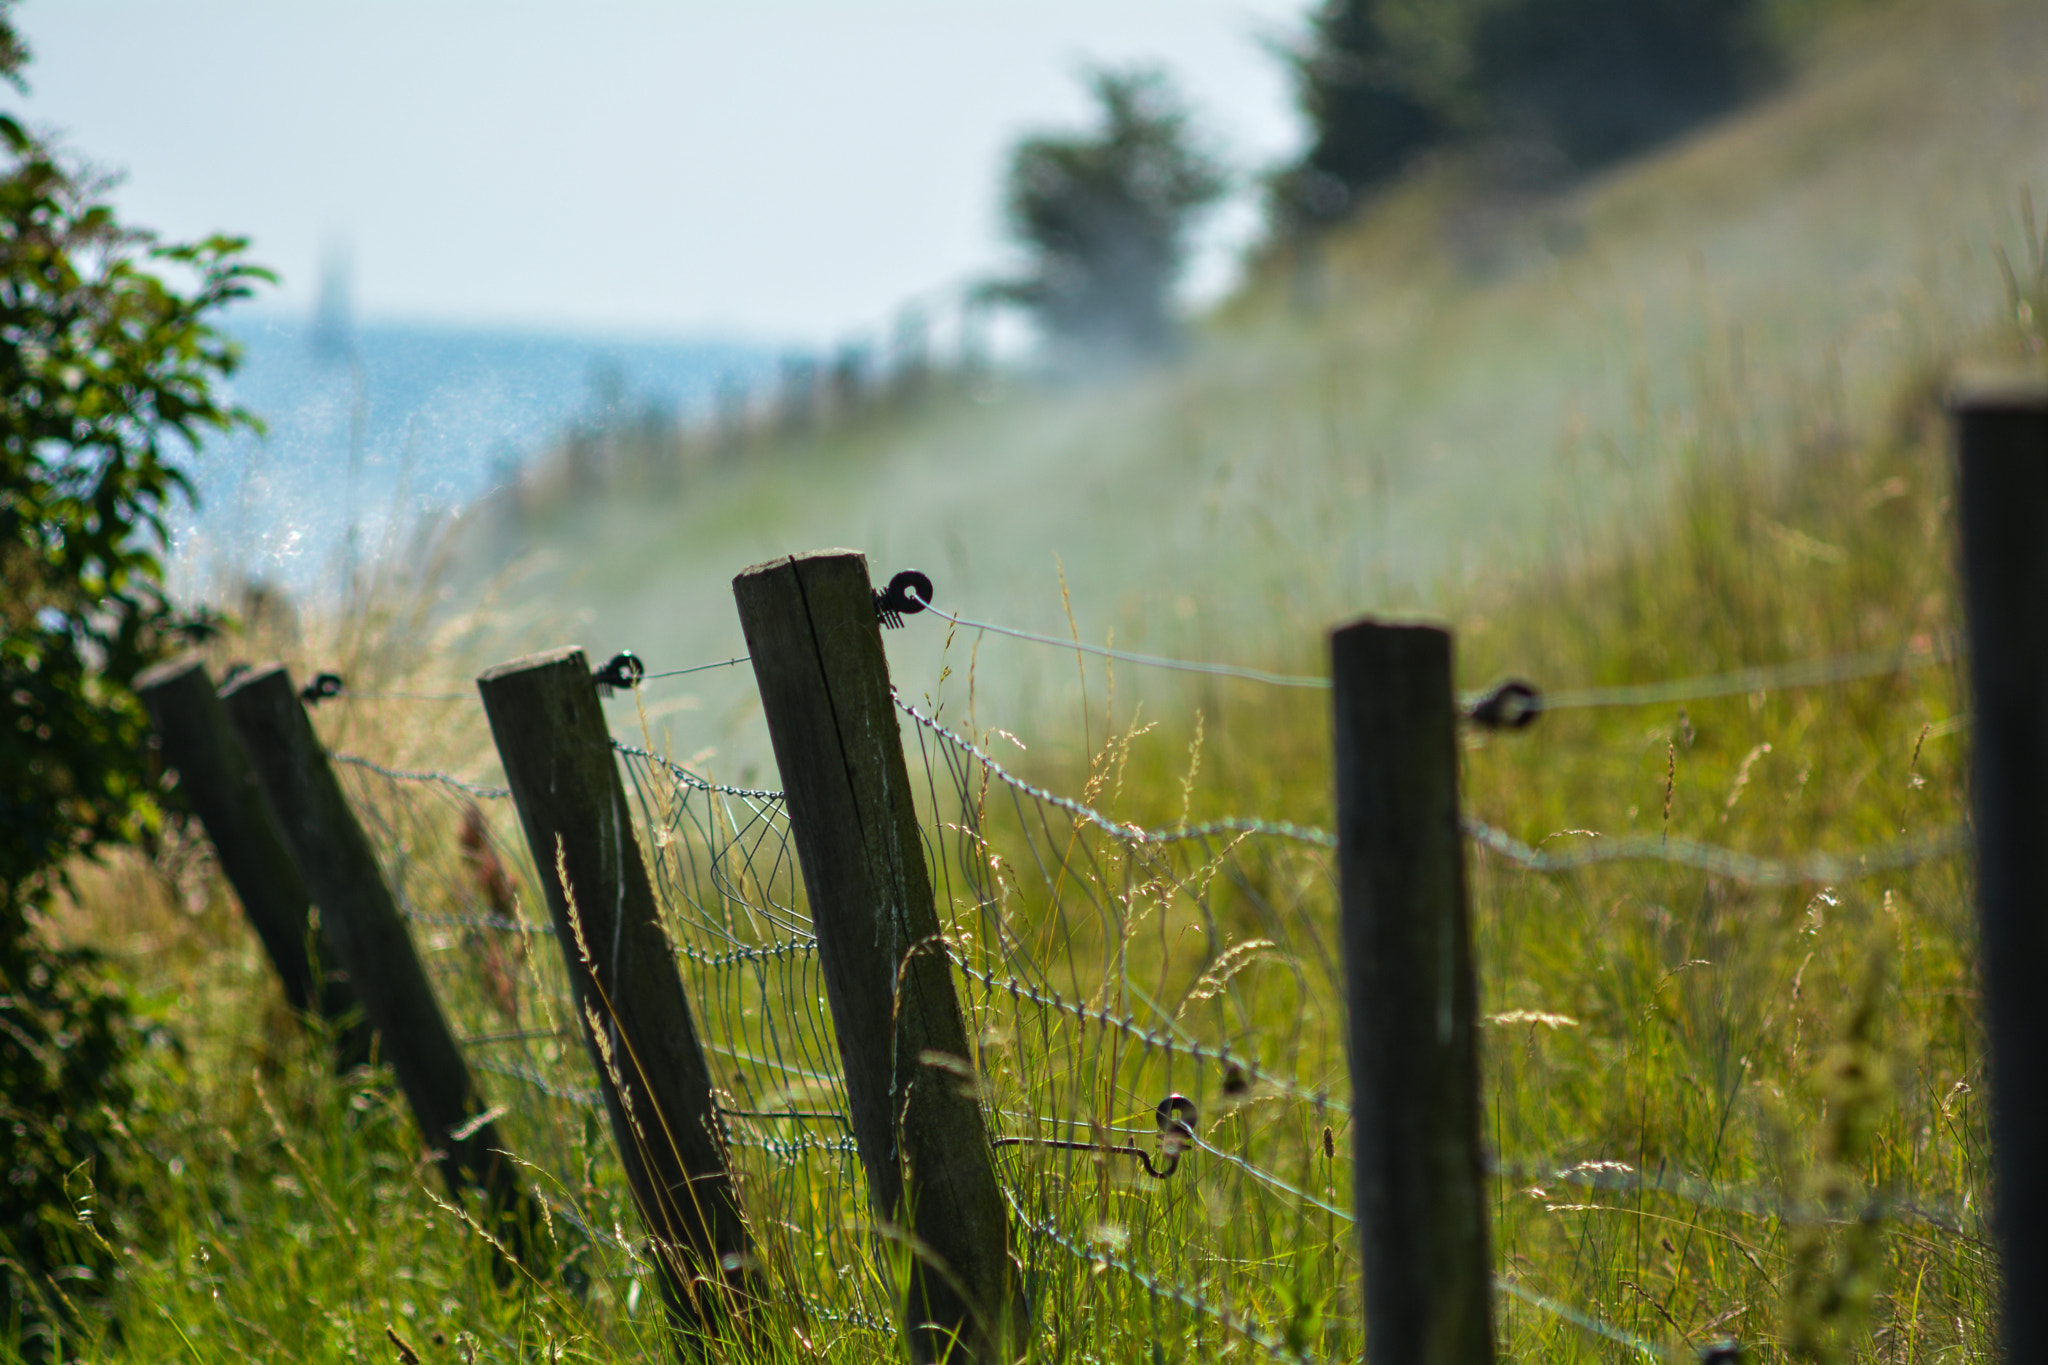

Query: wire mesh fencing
left=333, top=758, right=646, bottom=1306
left=315, top=598, right=1991, bottom=1362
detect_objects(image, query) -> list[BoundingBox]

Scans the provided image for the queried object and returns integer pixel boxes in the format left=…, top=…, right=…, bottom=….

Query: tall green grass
left=25, top=4, right=2048, bottom=1356
left=29, top=307, right=2021, bottom=1361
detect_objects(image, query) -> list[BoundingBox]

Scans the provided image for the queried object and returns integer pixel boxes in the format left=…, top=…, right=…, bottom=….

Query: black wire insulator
left=301, top=672, right=345, bottom=705
left=1467, top=679, right=1542, bottom=730
left=592, top=651, right=646, bottom=697
left=874, top=569, right=935, bottom=629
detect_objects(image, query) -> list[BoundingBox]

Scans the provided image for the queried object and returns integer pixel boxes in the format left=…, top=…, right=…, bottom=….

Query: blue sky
left=21, top=1, right=1305, bottom=344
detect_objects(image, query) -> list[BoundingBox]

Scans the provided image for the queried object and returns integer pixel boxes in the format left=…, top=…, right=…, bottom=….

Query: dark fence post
left=475, top=648, right=757, bottom=1335
left=733, top=550, right=1018, bottom=1364
left=136, top=655, right=369, bottom=1064
left=218, top=664, right=539, bottom=1274
left=1954, top=380, right=2048, bottom=1365
left=1330, top=619, right=1495, bottom=1365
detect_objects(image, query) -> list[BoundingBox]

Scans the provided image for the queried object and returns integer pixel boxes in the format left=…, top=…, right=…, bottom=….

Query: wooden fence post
left=476, top=648, right=757, bottom=1334
left=1953, top=380, right=2048, bottom=1365
left=733, top=550, right=1018, bottom=1364
left=1330, top=619, right=1495, bottom=1365
left=135, top=655, right=369, bottom=1065
left=218, top=664, right=539, bottom=1274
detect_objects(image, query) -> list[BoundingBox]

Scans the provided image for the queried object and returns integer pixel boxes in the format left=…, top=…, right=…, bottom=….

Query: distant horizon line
left=221, top=303, right=796, bottom=352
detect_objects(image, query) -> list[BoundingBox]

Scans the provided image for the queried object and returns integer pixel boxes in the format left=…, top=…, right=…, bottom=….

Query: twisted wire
left=1001, top=1189, right=1308, bottom=1361
left=1466, top=821, right=1967, bottom=886
left=894, top=695, right=1338, bottom=848
left=331, top=752, right=510, bottom=799
left=953, top=958, right=1345, bottom=1116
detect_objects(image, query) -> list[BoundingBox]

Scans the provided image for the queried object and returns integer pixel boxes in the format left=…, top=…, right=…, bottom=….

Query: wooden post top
left=134, top=652, right=210, bottom=693
left=733, top=547, right=866, bottom=582
left=475, top=645, right=590, bottom=684
left=218, top=662, right=292, bottom=698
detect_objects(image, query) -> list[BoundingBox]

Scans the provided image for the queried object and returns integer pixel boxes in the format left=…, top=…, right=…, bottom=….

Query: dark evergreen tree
left=1272, top=0, right=1775, bottom=234
left=1271, top=0, right=1451, bottom=230
left=1471, top=0, right=1768, bottom=170
left=998, top=68, right=1226, bottom=365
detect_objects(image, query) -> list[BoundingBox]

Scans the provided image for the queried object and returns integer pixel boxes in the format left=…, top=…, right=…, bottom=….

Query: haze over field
left=446, top=0, right=2048, bottom=774
left=20, top=0, right=2046, bottom=767
left=15, top=2, right=2044, bottom=1356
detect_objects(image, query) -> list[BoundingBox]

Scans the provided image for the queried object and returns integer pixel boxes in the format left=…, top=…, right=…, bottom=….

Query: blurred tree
left=0, top=3, right=267, bottom=1345
left=1470, top=0, right=1768, bottom=170
left=998, top=68, right=1226, bottom=366
left=1273, top=0, right=1772, bottom=233
left=1269, top=0, right=1465, bottom=231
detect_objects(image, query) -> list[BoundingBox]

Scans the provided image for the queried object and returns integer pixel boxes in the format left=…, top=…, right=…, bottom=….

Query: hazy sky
left=21, top=1, right=1307, bottom=344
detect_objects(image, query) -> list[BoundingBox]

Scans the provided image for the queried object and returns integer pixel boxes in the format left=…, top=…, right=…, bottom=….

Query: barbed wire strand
left=953, top=958, right=1346, bottom=1117
left=898, top=695, right=1965, bottom=886
left=1001, top=1189, right=1308, bottom=1361
left=895, top=695, right=1337, bottom=847
left=610, top=740, right=785, bottom=802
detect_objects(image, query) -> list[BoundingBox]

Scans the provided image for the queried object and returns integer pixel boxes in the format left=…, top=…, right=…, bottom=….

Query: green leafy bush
left=0, top=9, right=266, bottom=1343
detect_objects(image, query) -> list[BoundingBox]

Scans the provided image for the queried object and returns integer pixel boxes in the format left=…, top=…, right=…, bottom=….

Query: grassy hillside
left=440, top=0, right=2048, bottom=781
left=23, top=0, right=2048, bottom=1357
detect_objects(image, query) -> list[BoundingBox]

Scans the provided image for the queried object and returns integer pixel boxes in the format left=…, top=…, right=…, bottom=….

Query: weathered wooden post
left=1330, top=619, right=1494, bottom=1365
left=1954, top=380, right=2048, bottom=1365
left=733, top=550, right=1018, bottom=1364
left=218, top=665, right=539, bottom=1274
left=136, top=655, right=369, bottom=1065
left=476, top=648, right=757, bottom=1336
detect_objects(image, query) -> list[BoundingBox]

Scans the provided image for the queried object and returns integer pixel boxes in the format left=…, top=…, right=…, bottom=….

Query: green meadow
left=31, top=0, right=2048, bottom=1357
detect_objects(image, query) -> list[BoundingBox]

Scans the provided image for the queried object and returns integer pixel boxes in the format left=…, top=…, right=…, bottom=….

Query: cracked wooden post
left=218, top=664, right=539, bottom=1277
left=1953, top=380, right=2048, bottom=1365
left=476, top=647, right=757, bottom=1342
left=136, top=655, right=370, bottom=1066
left=734, top=549, right=1019, bottom=1364
left=1330, top=619, right=1495, bottom=1365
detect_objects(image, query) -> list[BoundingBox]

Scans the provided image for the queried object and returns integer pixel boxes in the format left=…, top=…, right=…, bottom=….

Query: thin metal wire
left=403, top=909, right=556, bottom=936
left=1466, top=820, right=1967, bottom=886
left=907, top=592, right=1952, bottom=713
left=1493, top=1277, right=1666, bottom=1360
left=1491, top=1157, right=1982, bottom=1238
left=339, top=689, right=473, bottom=702
left=331, top=751, right=511, bottom=799
left=913, top=599, right=1330, bottom=689
left=643, top=654, right=751, bottom=681
left=1537, top=639, right=1955, bottom=711
left=472, top=1057, right=601, bottom=1110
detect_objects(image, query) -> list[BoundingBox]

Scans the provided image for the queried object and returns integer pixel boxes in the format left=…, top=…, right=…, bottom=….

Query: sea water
left=166, top=312, right=770, bottom=596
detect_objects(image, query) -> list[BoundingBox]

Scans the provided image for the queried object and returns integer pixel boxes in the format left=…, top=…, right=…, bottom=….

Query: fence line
left=1466, top=820, right=1968, bottom=885
left=331, top=751, right=511, bottom=799
left=146, top=538, right=1995, bottom=1363
left=905, top=589, right=1953, bottom=714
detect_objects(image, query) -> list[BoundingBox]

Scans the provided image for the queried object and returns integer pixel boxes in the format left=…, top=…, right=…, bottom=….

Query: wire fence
left=313, top=599, right=1985, bottom=1360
